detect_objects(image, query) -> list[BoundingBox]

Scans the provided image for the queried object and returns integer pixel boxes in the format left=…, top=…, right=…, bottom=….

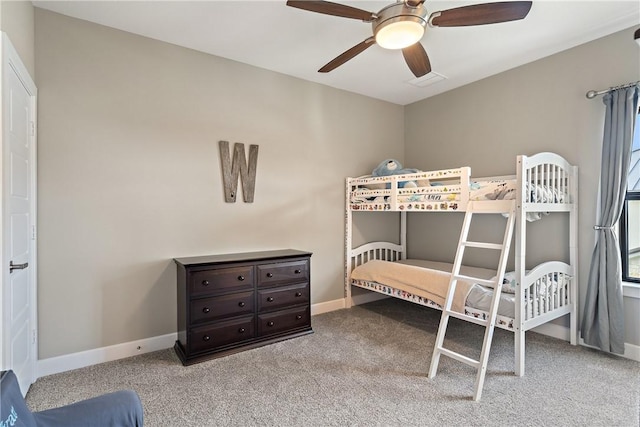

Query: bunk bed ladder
left=428, top=200, right=516, bottom=401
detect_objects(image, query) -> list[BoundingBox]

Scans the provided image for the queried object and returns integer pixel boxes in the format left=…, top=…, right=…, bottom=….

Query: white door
left=1, top=34, right=37, bottom=396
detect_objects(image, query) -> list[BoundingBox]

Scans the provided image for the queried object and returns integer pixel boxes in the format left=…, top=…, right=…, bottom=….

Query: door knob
left=9, top=261, right=28, bottom=273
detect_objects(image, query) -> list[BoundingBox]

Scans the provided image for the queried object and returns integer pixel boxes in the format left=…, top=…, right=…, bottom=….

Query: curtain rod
left=585, top=81, right=640, bottom=99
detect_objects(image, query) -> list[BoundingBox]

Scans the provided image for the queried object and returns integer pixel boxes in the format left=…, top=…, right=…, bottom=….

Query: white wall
left=35, top=9, right=404, bottom=359
left=404, top=26, right=640, bottom=346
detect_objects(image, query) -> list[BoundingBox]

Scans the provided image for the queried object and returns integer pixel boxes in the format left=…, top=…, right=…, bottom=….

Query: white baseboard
left=37, top=299, right=347, bottom=378
left=310, top=298, right=345, bottom=315
left=309, top=293, right=390, bottom=315
left=623, top=342, right=640, bottom=362
left=579, top=337, right=640, bottom=363
left=37, top=333, right=177, bottom=378
left=36, top=296, right=640, bottom=378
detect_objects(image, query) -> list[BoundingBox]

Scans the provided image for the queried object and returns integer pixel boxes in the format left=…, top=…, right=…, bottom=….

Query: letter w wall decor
left=219, top=140, right=259, bottom=203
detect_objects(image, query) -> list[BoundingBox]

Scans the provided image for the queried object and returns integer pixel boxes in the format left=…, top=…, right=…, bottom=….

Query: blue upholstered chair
left=0, top=370, right=143, bottom=426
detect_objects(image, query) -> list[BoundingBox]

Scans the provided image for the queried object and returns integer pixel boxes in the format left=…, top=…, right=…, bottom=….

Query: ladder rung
left=452, top=274, right=497, bottom=288
left=438, top=347, right=480, bottom=368
left=462, top=241, right=503, bottom=250
left=445, top=310, right=490, bottom=327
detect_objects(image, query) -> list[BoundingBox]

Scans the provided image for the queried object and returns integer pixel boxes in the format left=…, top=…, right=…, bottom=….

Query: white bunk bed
left=344, top=152, right=578, bottom=383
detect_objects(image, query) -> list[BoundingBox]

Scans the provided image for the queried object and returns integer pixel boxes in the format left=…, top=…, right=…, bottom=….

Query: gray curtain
left=581, top=85, right=639, bottom=354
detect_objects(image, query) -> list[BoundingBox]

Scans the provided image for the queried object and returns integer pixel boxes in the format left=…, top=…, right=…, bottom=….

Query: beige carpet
left=26, top=298, right=640, bottom=426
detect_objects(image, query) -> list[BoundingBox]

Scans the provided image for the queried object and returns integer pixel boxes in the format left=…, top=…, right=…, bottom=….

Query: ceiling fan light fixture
left=287, top=0, right=534, bottom=75
left=375, top=19, right=426, bottom=49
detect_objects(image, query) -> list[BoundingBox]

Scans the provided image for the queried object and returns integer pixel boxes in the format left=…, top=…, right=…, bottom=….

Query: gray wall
left=0, top=0, right=34, bottom=78
left=32, top=7, right=640, bottom=360
left=404, top=27, right=640, bottom=346
left=34, top=9, right=404, bottom=359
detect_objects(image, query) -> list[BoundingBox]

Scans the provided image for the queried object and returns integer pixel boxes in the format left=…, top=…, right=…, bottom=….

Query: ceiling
left=33, top=0, right=640, bottom=105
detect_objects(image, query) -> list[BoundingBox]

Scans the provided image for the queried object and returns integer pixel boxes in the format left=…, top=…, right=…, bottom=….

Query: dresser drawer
left=258, top=306, right=310, bottom=337
left=258, top=283, right=309, bottom=313
left=257, top=259, right=309, bottom=287
left=190, top=291, right=254, bottom=324
left=190, top=265, right=254, bottom=296
left=189, top=316, right=255, bottom=353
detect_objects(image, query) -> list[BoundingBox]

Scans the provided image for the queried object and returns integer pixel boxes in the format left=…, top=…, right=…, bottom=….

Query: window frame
left=620, top=107, right=640, bottom=284
left=620, top=191, right=640, bottom=283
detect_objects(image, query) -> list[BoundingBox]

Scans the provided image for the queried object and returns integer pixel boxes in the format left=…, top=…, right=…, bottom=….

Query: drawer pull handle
left=238, top=301, right=246, bottom=307
left=238, top=275, right=245, bottom=281
left=295, top=292, right=302, bottom=297
left=238, top=328, right=246, bottom=333
left=267, top=321, right=274, bottom=327
left=296, top=315, right=302, bottom=320
left=267, top=297, right=274, bottom=302
left=266, top=272, right=273, bottom=278
left=202, top=307, right=210, bottom=314
left=295, top=269, right=301, bottom=274
left=202, top=280, right=210, bottom=286
left=203, top=335, right=211, bottom=341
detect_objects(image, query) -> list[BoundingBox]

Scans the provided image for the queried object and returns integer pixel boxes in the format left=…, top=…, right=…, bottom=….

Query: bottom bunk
left=346, top=242, right=576, bottom=370
left=351, top=259, right=518, bottom=330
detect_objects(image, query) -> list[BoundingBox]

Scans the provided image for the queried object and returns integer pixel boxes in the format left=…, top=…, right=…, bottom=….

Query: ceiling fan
left=286, top=0, right=533, bottom=77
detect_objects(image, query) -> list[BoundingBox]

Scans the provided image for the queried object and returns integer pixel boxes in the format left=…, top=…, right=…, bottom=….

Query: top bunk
left=347, top=152, right=577, bottom=215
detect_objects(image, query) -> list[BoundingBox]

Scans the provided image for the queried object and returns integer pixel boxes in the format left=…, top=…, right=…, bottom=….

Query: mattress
left=350, top=259, right=518, bottom=318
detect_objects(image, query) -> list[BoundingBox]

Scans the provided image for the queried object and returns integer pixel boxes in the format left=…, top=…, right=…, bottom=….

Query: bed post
left=515, top=155, right=526, bottom=377
left=569, top=165, right=579, bottom=345
left=345, top=177, right=353, bottom=308
left=400, top=212, right=407, bottom=260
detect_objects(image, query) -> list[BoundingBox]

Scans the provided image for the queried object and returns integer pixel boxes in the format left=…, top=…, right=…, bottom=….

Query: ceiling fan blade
left=402, top=43, right=431, bottom=77
left=319, top=38, right=376, bottom=73
left=286, top=1, right=376, bottom=21
left=430, top=1, right=532, bottom=27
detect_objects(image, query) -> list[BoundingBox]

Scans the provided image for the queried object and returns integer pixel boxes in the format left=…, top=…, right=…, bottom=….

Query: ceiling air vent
left=406, top=72, right=447, bottom=87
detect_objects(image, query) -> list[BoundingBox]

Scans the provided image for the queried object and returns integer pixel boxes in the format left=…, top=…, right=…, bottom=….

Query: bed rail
left=350, top=242, right=405, bottom=269
left=347, top=167, right=470, bottom=212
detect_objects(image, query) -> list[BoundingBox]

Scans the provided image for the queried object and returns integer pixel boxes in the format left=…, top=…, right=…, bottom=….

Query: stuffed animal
left=372, top=159, right=419, bottom=188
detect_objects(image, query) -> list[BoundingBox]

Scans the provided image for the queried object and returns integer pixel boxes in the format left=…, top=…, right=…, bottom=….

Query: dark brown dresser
left=174, top=249, right=313, bottom=365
